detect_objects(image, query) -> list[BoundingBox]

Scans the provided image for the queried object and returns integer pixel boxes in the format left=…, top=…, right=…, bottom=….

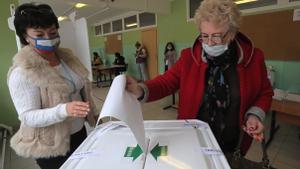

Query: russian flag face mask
left=27, top=35, right=60, bottom=52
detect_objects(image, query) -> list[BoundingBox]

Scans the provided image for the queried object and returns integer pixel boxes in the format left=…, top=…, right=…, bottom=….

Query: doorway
left=141, top=28, right=158, bottom=79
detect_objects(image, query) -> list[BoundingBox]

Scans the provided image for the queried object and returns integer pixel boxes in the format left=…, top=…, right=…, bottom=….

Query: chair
left=0, top=124, right=13, bottom=169
left=119, top=63, right=128, bottom=74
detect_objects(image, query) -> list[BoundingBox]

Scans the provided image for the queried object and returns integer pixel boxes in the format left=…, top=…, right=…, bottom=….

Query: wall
left=122, top=30, right=141, bottom=78
left=88, top=26, right=141, bottom=78
left=88, top=26, right=105, bottom=63
left=157, top=0, right=198, bottom=74
left=266, top=61, right=300, bottom=93
left=0, top=0, right=19, bottom=126
left=88, top=0, right=299, bottom=92
left=0, top=0, right=297, bottom=126
left=88, top=0, right=198, bottom=77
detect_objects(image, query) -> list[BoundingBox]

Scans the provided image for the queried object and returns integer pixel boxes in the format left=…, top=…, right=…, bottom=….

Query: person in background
left=126, top=0, right=273, bottom=156
left=92, top=52, right=103, bottom=66
left=7, top=3, right=98, bottom=169
left=164, top=42, right=177, bottom=71
left=113, top=52, right=126, bottom=76
left=135, top=41, right=149, bottom=81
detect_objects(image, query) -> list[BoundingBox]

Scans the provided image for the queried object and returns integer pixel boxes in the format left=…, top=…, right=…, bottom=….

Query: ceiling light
left=235, top=0, right=257, bottom=4
left=58, top=16, right=68, bottom=21
left=126, top=23, right=137, bottom=27
left=75, top=3, right=87, bottom=8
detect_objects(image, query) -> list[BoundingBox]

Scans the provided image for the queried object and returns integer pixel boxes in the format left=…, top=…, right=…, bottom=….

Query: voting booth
left=60, top=75, right=230, bottom=169
left=60, top=120, right=230, bottom=169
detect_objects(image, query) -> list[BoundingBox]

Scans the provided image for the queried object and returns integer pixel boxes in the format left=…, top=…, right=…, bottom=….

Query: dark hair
left=115, top=52, right=120, bottom=57
left=14, top=3, right=59, bottom=45
left=93, top=52, right=99, bottom=56
left=135, top=41, right=141, bottom=48
left=164, top=42, right=175, bottom=54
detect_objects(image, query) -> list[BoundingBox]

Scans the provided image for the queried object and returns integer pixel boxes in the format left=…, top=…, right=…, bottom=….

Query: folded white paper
left=98, top=75, right=147, bottom=152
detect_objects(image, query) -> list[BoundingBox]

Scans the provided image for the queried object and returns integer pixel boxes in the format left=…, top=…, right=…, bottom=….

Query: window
left=103, top=22, right=111, bottom=34
left=237, top=0, right=277, bottom=10
left=124, top=15, right=137, bottom=30
left=95, top=12, right=156, bottom=36
left=188, top=0, right=203, bottom=19
left=139, top=12, right=156, bottom=27
left=112, top=19, right=122, bottom=32
left=95, top=25, right=102, bottom=35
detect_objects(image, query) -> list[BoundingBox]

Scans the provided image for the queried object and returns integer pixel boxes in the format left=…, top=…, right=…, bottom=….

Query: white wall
left=59, top=18, right=93, bottom=80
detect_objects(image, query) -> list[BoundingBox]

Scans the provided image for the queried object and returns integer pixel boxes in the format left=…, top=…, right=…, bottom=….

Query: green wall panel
left=88, top=26, right=106, bottom=63
left=0, top=0, right=19, bottom=126
left=266, top=60, right=300, bottom=93
left=87, top=0, right=299, bottom=92
left=122, top=30, right=141, bottom=78
left=157, top=0, right=198, bottom=74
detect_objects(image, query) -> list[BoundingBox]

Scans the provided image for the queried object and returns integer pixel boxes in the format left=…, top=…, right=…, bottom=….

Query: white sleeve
left=8, top=68, right=69, bottom=128
left=140, top=49, right=147, bottom=58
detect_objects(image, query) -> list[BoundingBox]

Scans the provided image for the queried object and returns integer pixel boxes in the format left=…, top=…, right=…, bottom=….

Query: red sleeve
left=145, top=50, right=186, bottom=102
left=253, top=49, right=274, bottom=113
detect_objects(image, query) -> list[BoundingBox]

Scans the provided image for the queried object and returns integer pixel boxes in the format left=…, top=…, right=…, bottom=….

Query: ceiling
left=18, top=0, right=171, bottom=25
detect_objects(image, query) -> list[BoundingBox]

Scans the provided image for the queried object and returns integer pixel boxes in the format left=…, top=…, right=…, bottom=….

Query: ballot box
left=60, top=120, right=230, bottom=169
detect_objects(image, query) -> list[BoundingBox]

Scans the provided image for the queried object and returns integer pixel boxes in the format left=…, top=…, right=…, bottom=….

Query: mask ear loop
left=26, top=35, right=39, bottom=48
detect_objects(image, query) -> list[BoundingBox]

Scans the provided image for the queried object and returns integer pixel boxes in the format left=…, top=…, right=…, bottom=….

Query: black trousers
left=35, top=126, right=87, bottom=169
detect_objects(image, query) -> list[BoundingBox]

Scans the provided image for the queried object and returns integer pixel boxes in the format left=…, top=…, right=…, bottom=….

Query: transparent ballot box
left=60, top=120, right=230, bottom=169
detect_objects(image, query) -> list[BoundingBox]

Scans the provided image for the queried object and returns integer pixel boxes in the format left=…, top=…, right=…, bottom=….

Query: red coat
left=145, top=32, right=273, bottom=154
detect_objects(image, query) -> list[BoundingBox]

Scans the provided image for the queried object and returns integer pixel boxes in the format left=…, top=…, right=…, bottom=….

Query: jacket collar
left=11, top=46, right=89, bottom=92
left=191, top=32, right=254, bottom=67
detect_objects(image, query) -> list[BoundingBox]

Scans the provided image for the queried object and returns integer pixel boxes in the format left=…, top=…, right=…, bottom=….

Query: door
left=141, top=28, right=158, bottom=79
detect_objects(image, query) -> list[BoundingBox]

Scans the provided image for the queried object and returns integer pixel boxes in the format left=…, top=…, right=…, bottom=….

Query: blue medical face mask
left=28, top=36, right=60, bottom=52
left=202, top=43, right=228, bottom=57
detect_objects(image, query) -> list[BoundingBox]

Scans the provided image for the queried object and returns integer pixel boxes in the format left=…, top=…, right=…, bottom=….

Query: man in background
left=135, top=41, right=148, bottom=81
left=113, top=52, right=126, bottom=76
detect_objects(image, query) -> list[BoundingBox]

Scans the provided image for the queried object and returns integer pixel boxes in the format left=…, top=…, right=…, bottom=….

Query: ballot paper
left=98, top=75, right=148, bottom=153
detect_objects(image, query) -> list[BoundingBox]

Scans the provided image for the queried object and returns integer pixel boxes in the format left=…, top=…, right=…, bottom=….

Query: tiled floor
left=1, top=85, right=299, bottom=169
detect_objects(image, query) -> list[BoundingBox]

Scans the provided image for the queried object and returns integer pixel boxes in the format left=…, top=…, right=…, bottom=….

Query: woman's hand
left=126, top=75, right=143, bottom=98
left=66, top=101, right=90, bottom=117
left=243, top=115, right=264, bottom=142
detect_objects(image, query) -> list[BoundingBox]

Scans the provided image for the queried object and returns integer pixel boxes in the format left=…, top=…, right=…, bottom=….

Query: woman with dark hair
left=7, top=3, right=98, bottom=169
left=164, top=42, right=177, bottom=71
left=135, top=41, right=149, bottom=81
left=92, top=52, right=103, bottom=66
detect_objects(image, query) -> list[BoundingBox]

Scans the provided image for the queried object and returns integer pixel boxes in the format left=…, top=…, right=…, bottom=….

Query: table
left=266, top=99, right=300, bottom=148
left=92, top=65, right=126, bottom=87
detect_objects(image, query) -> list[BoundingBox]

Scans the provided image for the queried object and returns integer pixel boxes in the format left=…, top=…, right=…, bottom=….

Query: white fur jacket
left=7, top=46, right=97, bottom=158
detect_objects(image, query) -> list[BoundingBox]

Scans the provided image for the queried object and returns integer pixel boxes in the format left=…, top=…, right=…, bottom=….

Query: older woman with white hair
left=126, top=0, right=273, bottom=155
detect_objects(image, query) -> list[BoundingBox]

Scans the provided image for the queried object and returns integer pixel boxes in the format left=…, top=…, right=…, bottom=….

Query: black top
left=114, top=55, right=125, bottom=65
left=197, top=42, right=240, bottom=153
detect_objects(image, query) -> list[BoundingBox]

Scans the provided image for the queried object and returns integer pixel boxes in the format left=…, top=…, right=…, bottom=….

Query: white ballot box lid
left=60, top=120, right=230, bottom=169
